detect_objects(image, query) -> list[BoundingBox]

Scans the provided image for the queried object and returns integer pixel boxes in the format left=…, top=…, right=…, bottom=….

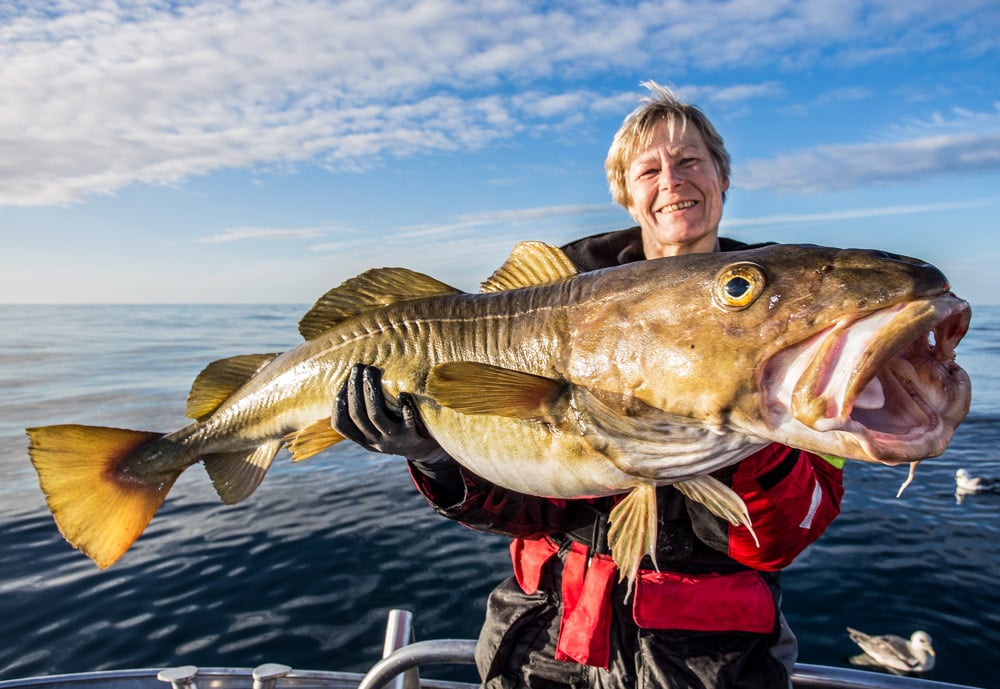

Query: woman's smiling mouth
left=658, top=200, right=698, bottom=213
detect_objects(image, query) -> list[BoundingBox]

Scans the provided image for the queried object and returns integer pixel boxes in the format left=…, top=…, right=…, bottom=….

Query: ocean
left=0, top=304, right=997, bottom=687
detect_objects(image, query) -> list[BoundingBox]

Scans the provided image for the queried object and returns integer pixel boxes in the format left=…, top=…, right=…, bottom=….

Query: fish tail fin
left=26, top=424, right=176, bottom=569
left=675, top=475, right=759, bottom=547
left=607, top=483, right=659, bottom=599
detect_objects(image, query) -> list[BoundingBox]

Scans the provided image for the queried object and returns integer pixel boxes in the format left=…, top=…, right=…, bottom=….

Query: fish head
left=571, top=244, right=971, bottom=465
left=752, top=246, right=971, bottom=464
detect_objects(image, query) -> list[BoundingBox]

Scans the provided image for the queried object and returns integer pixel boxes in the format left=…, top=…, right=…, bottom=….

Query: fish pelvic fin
left=299, top=268, right=461, bottom=340
left=26, top=424, right=175, bottom=569
left=675, top=475, right=760, bottom=548
left=285, top=417, right=345, bottom=462
left=480, top=241, right=578, bottom=292
left=426, top=361, right=566, bottom=419
left=187, top=353, right=281, bottom=421
left=607, top=483, right=659, bottom=599
left=202, top=440, right=283, bottom=504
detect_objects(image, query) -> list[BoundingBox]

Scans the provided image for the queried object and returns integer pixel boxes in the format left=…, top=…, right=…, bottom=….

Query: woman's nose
left=658, top=165, right=683, bottom=189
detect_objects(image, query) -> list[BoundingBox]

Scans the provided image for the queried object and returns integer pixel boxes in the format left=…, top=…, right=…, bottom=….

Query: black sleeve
left=408, top=462, right=604, bottom=540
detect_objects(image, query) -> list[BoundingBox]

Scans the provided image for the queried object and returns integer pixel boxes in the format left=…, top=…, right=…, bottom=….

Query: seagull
left=955, top=468, right=996, bottom=492
left=847, top=627, right=935, bottom=674
left=955, top=469, right=999, bottom=504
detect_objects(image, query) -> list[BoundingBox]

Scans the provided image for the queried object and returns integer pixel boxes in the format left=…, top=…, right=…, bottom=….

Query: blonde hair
left=605, top=81, right=730, bottom=208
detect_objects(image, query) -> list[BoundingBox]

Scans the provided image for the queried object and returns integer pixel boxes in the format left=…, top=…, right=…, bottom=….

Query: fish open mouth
left=765, top=294, right=972, bottom=463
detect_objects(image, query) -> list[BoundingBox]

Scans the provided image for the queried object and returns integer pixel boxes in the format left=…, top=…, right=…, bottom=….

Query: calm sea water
left=0, top=304, right=998, bottom=687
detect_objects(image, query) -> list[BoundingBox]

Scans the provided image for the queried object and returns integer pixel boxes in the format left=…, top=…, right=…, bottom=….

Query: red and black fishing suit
left=410, top=442, right=843, bottom=689
left=408, top=229, right=845, bottom=689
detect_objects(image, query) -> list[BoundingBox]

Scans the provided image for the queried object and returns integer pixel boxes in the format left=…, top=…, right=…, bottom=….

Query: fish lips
left=765, top=294, right=972, bottom=464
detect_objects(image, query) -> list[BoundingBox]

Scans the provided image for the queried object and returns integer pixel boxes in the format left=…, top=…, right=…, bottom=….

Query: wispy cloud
left=724, top=199, right=994, bottom=228
left=737, top=105, right=1000, bottom=193
left=779, top=87, right=873, bottom=117
left=683, top=82, right=785, bottom=104
left=197, top=227, right=330, bottom=244
left=309, top=204, right=621, bottom=250
left=457, top=204, right=614, bottom=223
left=2, top=0, right=995, bottom=207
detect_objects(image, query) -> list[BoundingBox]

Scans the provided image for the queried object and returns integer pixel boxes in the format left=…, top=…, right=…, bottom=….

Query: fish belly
left=420, top=406, right=638, bottom=498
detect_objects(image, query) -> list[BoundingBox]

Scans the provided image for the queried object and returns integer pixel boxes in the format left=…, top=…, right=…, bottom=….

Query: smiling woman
left=605, top=81, right=731, bottom=258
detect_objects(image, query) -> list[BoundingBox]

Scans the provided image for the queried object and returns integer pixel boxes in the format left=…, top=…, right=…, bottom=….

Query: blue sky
left=2, top=0, right=999, bottom=305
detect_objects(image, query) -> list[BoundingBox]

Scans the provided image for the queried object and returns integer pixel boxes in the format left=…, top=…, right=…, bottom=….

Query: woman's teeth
left=660, top=200, right=697, bottom=213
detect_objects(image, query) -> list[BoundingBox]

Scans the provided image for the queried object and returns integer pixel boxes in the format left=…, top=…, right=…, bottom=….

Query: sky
left=2, top=0, right=999, bottom=305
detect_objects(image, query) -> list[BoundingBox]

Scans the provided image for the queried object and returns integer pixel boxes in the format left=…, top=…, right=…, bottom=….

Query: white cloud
left=737, top=101, right=1000, bottom=192
left=723, top=199, right=993, bottom=228
left=695, top=82, right=785, bottom=104
left=1, top=0, right=996, bottom=206
left=197, top=227, right=329, bottom=243
left=455, top=204, right=613, bottom=224
left=310, top=203, right=618, bottom=248
left=737, top=131, right=1000, bottom=193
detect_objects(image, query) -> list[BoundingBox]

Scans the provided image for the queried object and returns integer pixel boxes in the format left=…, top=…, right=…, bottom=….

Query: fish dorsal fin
left=187, top=353, right=281, bottom=421
left=299, top=268, right=461, bottom=340
left=480, top=241, right=578, bottom=293
left=426, top=361, right=566, bottom=420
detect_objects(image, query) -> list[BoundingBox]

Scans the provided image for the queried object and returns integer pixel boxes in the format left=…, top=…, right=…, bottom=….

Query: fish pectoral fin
left=26, top=424, right=174, bottom=569
left=299, top=268, right=461, bottom=340
left=480, top=241, right=578, bottom=292
left=284, top=417, right=345, bottom=462
left=674, top=475, right=759, bottom=547
left=202, top=440, right=282, bottom=504
left=607, top=483, right=659, bottom=599
left=187, top=353, right=281, bottom=421
left=426, top=361, right=566, bottom=419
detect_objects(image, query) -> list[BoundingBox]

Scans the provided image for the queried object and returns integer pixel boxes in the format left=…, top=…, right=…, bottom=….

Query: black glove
left=333, top=364, right=453, bottom=471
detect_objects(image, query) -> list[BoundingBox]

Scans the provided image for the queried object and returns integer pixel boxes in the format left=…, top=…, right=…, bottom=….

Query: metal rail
left=358, top=612, right=978, bottom=689
left=0, top=609, right=980, bottom=689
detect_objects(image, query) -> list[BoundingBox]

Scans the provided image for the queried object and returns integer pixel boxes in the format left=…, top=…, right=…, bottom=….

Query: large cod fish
left=27, top=242, right=972, bottom=586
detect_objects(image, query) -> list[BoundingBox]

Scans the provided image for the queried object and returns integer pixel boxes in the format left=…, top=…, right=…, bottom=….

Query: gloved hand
left=333, top=364, right=453, bottom=471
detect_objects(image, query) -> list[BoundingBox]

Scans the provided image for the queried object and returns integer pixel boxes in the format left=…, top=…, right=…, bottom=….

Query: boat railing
left=356, top=609, right=979, bottom=689
left=0, top=609, right=982, bottom=689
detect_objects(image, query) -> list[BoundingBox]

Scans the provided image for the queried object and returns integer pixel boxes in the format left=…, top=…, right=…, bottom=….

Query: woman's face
left=625, top=119, right=729, bottom=258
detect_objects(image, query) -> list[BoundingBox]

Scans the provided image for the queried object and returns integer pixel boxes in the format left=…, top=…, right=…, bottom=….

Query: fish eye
left=713, top=262, right=767, bottom=310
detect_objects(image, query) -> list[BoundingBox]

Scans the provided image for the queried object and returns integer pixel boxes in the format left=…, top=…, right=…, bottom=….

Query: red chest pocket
left=729, top=445, right=844, bottom=570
